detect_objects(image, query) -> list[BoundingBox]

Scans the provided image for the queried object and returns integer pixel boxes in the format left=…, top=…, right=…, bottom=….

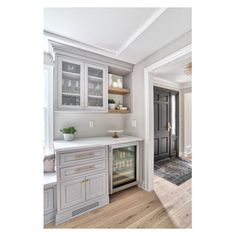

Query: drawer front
left=44, top=188, right=54, bottom=213
left=60, top=160, right=106, bottom=181
left=59, top=148, right=106, bottom=167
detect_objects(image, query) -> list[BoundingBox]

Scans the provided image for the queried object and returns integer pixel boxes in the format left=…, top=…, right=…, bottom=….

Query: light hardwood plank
left=45, top=176, right=192, bottom=228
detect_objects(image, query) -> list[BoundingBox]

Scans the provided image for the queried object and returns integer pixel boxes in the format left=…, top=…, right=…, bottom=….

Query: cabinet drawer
left=59, top=148, right=106, bottom=167
left=60, top=160, right=106, bottom=180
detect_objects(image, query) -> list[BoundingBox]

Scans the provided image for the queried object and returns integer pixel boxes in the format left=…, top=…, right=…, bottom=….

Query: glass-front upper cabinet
left=56, top=56, right=108, bottom=111
left=85, top=64, right=107, bottom=110
left=57, top=57, right=84, bottom=109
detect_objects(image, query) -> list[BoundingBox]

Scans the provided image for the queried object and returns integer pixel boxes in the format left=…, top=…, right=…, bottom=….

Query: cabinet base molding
left=44, top=210, right=56, bottom=225
left=55, top=195, right=109, bottom=225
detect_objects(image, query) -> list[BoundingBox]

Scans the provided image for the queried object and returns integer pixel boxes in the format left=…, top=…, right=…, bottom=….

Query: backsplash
left=54, top=112, right=127, bottom=139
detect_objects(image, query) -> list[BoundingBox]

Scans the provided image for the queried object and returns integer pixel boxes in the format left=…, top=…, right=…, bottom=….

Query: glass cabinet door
left=112, top=146, right=136, bottom=189
left=59, top=58, right=83, bottom=108
left=86, top=64, right=105, bottom=108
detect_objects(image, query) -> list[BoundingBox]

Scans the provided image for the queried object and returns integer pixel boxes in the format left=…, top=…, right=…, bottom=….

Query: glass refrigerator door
left=112, top=146, right=136, bottom=189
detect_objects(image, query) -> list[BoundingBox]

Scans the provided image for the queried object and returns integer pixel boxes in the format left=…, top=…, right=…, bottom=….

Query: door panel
left=85, top=63, right=107, bottom=110
left=58, top=57, right=84, bottom=110
left=86, top=172, right=107, bottom=201
left=44, top=188, right=54, bottom=213
left=154, top=87, right=179, bottom=161
left=60, top=177, right=86, bottom=209
left=154, top=88, right=170, bottom=161
left=160, top=103, right=168, bottom=130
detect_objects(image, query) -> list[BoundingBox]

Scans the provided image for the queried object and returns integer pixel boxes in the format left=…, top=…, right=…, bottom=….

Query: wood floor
left=45, top=175, right=192, bottom=228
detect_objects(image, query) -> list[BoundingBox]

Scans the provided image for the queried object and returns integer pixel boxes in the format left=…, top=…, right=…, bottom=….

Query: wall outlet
left=89, top=121, right=94, bottom=128
left=131, top=120, right=136, bottom=128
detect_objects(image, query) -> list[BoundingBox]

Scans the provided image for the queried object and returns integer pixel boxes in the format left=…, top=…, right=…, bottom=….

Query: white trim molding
left=143, top=44, right=191, bottom=192
left=153, top=76, right=181, bottom=90
left=116, top=8, right=167, bottom=56
left=44, top=8, right=168, bottom=59
left=44, top=30, right=117, bottom=58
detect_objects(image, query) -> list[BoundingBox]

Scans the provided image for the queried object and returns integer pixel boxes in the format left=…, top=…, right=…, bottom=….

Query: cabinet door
left=57, top=57, right=84, bottom=110
left=86, top=172, right=107, bottom=201
left=85, top=64, right=108, bottom=111
left=44, top=187, right=54, bottom=213
left=60, top=177, right=86, bottom=209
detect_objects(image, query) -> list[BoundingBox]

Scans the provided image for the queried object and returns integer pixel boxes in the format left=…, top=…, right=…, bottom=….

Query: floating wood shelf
left=108, top=87, right=130, bottom=95
left=108, top=109, right=130, bottom=113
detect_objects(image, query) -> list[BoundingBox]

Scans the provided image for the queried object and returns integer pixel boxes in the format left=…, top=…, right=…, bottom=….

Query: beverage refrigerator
left=109, top=142, right=139, bottom=194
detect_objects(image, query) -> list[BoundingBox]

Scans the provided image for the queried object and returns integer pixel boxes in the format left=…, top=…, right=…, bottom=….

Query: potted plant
left=108, top=99, right=116, bottom=110
left=60, top=127, right=77, bottom=141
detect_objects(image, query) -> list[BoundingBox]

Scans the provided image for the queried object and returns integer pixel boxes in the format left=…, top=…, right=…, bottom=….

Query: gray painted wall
left=125, top=31, right=192, bottom=141
left=54, top=112, right=126, bottom=139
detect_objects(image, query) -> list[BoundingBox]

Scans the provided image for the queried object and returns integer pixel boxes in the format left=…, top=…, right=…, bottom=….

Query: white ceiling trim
left=145, top=44, right=192, bottom=72
left=44, top=30, right=117, bottom=57
left=44, top=8, right=168, bottom=59
left=116, top=8, right=167, bottom=56
left=153, top=76, right=181, bottom=89
left=180, top=81, right=192, bottom=89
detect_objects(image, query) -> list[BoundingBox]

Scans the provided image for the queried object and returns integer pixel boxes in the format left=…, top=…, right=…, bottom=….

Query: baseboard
left=44, top=210, right=56, bottom=225
left=55, top=195, right=109, bottom=225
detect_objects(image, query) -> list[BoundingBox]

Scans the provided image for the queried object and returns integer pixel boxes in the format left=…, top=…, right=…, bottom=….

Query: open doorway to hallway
left=152, top=55, right=192, bottom=187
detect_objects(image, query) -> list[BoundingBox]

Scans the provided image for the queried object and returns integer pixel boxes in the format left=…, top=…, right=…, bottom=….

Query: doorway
left=153, top=87, right=179, bottom=161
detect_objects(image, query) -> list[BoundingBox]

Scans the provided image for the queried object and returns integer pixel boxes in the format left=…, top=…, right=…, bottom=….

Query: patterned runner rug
left=154, top=157, right=192, bottom=185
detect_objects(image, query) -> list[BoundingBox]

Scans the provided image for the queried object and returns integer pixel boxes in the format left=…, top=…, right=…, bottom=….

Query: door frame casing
left=143, top=44, right=191, bottom=192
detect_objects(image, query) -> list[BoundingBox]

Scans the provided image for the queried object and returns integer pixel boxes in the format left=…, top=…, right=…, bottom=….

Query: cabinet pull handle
left=74, top=165, right=95, bottom=173
left=74, top=154, right=94, bottom=159
left=73, top=152, right=101, bottom=160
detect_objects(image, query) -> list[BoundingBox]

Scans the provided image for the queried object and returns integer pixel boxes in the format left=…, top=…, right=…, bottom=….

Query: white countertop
left=44, top=172, right=56, bottom=187
left=54, top=135, right=143, bottom=152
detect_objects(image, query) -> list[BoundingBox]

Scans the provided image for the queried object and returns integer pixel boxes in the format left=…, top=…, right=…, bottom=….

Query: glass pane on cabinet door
left=61, top=61, right=81, bottom=106
left=87, top=66, right=103, bottom=107
left=112, top=146, right=136, bottom=189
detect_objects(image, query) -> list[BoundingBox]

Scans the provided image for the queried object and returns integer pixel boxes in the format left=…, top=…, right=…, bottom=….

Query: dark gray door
left=154, top=87, right=178, bottom=161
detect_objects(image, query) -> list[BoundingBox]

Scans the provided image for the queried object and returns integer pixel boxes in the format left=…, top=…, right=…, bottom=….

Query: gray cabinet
left=55, top=147, right=109, bottom=224
left=55, top=55, right=108, bottom=112
left=60, top=177, right=86, bottom=209
left=44, top=185, right=56, bottom=224
left=85, top=172, right=107, bottom=201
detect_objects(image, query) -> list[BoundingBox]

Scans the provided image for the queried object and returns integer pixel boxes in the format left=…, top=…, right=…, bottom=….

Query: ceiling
left=153, top=54, right=192, bottom=84
left=44, top=8, right=191, bottom=64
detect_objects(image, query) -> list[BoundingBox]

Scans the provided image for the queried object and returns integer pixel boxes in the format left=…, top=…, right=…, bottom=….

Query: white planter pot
left=108, top=103, right=116, bottom=110
left=63, top=133, right=75, bottom=141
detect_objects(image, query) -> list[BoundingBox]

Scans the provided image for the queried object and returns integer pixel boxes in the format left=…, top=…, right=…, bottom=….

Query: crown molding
left=116, top=8, right=167, bottom=56
left=152, top=76, right=181, bottom=90
left=180, top=81, right=192, bottom=89
left=44, top=8, right=168, bottom=60
left=44, top=30, right=117, bottom=58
